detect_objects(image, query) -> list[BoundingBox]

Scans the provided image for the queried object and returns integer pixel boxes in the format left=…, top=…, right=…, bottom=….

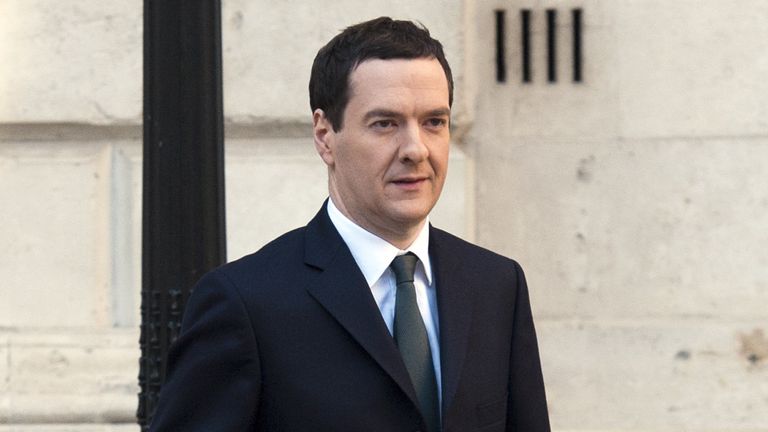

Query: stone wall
left=1, top=0, right=766, bottom=430
left=473, top=0, right=768, bottom=430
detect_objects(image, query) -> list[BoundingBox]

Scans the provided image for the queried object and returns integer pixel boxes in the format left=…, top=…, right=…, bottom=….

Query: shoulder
left=228, top=226, right=305, bottom=269
left=199, top=225, right=310, bottom=293
left=429, top=226, right=531, bottom=319
left=430, top=226, right=524, bottom=275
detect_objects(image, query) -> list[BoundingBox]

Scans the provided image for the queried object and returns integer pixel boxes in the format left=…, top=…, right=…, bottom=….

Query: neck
left=328, top=194, right=425, bottom=250
left=371, top=221, right=424, bottom=250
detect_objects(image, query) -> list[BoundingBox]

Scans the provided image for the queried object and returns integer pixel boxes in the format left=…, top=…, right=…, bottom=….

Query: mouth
left=391, top=176, right=429, bottom=189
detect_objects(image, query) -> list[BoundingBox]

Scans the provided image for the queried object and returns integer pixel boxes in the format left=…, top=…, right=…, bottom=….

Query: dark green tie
left=391, top=253, right=440, bottom=432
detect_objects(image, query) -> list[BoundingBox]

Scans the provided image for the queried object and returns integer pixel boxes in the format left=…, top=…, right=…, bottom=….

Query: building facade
left=1, top=0, right=767, bottom=430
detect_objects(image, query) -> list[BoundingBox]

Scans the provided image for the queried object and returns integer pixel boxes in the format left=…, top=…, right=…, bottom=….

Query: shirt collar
left=326, top=197, right=433, bottom=287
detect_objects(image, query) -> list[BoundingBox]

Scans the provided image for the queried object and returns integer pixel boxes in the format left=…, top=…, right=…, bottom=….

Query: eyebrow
left=425, top=108, right=451, bottom=118
left=363, top=109, right=402, bottom=122
left=362, top=108, right=451, bottom=122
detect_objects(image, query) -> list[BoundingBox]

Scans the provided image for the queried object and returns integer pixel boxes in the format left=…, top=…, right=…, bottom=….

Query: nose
left=398, top=123, right=429, bottom=163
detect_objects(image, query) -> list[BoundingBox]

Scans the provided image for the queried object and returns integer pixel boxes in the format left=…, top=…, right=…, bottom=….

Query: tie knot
left=390, top=252, right=419, bottom=285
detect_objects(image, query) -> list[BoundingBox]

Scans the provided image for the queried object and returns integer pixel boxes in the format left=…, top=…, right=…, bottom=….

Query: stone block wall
left=1, top=0, right=766, bottom=430
left=473, top=0, right=768, bottom=430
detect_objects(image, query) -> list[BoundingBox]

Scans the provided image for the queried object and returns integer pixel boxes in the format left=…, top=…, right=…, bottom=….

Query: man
left=150, top=17, right=550, bottom=432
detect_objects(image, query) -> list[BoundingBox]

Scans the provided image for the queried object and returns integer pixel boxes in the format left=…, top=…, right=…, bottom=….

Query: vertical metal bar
left=138, top=0, right=226, bottom=429
left=495, top=10, right=507, bottom=83
left=521, top=9, right=532, bottom=83
left=573, top=8, right=583, bottom=82
left=546, top=9, right=557, bottom=83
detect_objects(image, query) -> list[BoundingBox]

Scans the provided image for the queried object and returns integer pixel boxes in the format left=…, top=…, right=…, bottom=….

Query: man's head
left=309, top=17, right=453, bottom=132
left=311, top=18, right=453, bottom=247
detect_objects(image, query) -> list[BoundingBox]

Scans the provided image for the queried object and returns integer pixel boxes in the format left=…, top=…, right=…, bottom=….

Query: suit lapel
left=430, top=226, right=475, bottom=416
left=302, top=205, right=420, bottom=408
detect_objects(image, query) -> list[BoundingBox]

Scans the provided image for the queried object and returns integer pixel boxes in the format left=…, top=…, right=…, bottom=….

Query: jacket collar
left=302, top=203, right=420, bottom=409
left=302, top=202, right=475, bottom=419
left=429, top=225, right=475, bottom=415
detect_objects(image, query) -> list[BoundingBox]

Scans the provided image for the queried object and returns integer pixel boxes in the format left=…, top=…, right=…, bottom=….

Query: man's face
left=313, top=58, right=451, bottom=242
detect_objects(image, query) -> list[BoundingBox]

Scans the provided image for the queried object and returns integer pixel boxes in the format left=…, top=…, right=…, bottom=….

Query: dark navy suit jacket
left=150, top=205, right=550, bottom=431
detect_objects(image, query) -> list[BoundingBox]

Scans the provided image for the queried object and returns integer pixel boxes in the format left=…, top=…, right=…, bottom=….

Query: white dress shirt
left=326, top=198, right=442, bottom=402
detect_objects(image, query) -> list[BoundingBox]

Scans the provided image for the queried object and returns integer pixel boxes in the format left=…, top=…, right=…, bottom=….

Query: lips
left=391, top=176, right=429, bottom=190
left=392, top=176, right=428, bottom=184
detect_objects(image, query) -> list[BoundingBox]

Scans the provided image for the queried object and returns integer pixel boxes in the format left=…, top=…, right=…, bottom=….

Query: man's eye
left=426, top=118, right=447, bottom=128
left=372, top=120, right=395, bottom=129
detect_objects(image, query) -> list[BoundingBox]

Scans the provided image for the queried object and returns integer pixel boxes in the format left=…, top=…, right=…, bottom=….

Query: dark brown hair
left=309, top=17, right=454, bottom=131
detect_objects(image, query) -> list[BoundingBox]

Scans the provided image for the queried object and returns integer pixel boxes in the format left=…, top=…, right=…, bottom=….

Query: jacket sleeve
left=506, top=261, right=551, bottom=431
left=149, top=269, right=261, bottom=431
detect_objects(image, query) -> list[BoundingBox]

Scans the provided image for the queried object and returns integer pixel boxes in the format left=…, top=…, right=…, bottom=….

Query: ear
left=313, top=109, right=335, bottom=167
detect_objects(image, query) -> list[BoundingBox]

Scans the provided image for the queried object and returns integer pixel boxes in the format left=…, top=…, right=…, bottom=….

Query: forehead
left=346, top=58, right=450, bottom=107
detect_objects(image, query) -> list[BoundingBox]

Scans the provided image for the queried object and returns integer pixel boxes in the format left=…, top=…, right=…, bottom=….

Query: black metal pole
left=138, top=0, right=226, bottom=429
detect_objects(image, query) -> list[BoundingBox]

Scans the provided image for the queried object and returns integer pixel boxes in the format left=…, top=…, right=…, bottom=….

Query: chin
left=389, top=202, right=434, bottom=224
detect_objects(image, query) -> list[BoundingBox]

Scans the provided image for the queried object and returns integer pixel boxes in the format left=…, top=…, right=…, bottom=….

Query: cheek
left=431, top=146, right=450, bottom=175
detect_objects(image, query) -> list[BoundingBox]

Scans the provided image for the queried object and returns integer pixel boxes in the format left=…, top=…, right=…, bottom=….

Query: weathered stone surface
left=472, top=0, right=620, bottom=139
left=1, top=329, right=138, bottom=424
left=615, top=0, right=768, bottom=138
left=224, top=138, right=327, bottom=261
left=473, top=0, right=768, bottom=140
left=475, top=137, right=768, bottom=320
left=0, top=141, right=112, bottom=327
left=0, top=0, right=142, bottom=123
left=108, top=141, right=142, bottom=328
left=0, top=426, right=137, bottom=432
left=538, top=320, right=768, bottom=430
left=0, top=0, right=468, bottom=125
left=469, top=4, right=768, bottom=430
left=0, top=334, right=9, bottom=424
left=433, top=144, right=471, bottom=241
